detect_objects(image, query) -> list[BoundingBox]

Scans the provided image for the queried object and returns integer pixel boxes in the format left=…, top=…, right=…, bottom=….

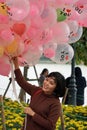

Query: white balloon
left=51, top=43, right=74, bottom=64
left=68, top=26, right=83, bottom=44
left=43, top=41, right=57, bottom=50
left=66, top=20, right=79, bottom=34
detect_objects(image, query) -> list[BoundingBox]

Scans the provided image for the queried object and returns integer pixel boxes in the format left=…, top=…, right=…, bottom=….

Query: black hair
left=47, top=72, right=66, bottom=97
left=41, top=68, right=48, bottom=75
left=75, top=67, right=82, bottom=77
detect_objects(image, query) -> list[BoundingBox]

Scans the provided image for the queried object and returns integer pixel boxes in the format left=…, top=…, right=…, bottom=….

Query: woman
left=12, top=57, right=66, bottom=130
left=39, top=68, right=49, bottom=87
left=75, top=67, right=86, bottom=105
left=65, top=67, right=86, bottom=106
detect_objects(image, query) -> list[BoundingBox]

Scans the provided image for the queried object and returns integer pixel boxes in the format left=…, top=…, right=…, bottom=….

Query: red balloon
left=12, top=23, right=26, bottom=36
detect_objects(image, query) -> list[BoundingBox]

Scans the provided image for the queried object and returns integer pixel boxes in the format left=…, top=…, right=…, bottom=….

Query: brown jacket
left=14, top=69, right=61, bottom=130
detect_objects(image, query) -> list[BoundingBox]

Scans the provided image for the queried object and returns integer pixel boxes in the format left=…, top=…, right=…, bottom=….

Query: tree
left=75, top=28, right=87, bottom=65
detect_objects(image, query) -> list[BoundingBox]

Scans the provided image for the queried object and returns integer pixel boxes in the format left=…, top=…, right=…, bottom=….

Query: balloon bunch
left=0, top=0, right=87, bottom=76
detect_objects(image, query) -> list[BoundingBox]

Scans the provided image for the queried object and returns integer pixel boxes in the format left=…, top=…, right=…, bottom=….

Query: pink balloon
left=38, top=28, right=53, bottom=45
left=29, top=3, right=40, bottom=17
left=72, top=3, right=87, bottom=20
left=0, top=38, right=9, bottom=47
left=23, top=44, right=42, bottom=66
left=0, top=28, right=17, bottom=47
left=76, top=0, right=87, bottom=4
left=41, top=6, right=57, bottom=28
left=0, top=15, right=9, bottom=24
left=30, top=15, right=43, bottom=29
left=29, top=0, right=45, bottom=14
left=44, top=0, right=61, bottom=9
left=0, top=0, right=6, bottom=2
left=6, top=0, right=30, bottom=21
left=26, top=26, right=42, bottom=40
left=47, top=0, right=78, bottom=9
left=0, top=29, right=14, bottom=42
left=61, top=0, right=78, bottom=4
left=43, top=48, right=55, bottom=58
left=18, top=56, right=28, bottom=67
left=21, top=35, right=32, bottom=54
left=78, top=17, right=87, bottom=27
left=43, top=41, right=57, bottom=58
left=52, top=22, right=70, bottom=43
left=0, top=61, right=11, bottom=76
left=16, top=40, right=24, bottom=55
left=26, top=21, right=53, bottom=45
left=0, top=54, right=10, bottom=64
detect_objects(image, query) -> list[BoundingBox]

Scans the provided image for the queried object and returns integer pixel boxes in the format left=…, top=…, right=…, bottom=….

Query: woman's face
left=42, top=77, right=56, bottom=94
left=44, top=70, right=49, bottom=77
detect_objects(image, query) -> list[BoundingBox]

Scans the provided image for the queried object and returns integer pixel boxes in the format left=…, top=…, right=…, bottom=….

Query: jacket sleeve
left=14, top=68, right=38, bottom=95
left=32, top=101, right=61, bottom=130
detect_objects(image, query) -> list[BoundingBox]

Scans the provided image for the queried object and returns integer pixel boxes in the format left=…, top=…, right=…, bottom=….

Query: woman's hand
left=24, top=107, right=35, bottom=117
left=12, top=57, right=19, bottom=70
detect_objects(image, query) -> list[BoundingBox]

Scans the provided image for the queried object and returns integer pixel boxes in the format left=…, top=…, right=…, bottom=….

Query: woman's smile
left=42, top=77, right=56, bottom=94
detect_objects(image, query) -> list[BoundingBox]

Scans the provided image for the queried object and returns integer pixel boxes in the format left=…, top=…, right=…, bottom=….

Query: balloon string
left=10, top=61, right=24, bottom=108
left=10, top=60, right=26, bottom=129
left=10, top=61, right=18, bottom=99
left=24, top=114, right=27, bottom=130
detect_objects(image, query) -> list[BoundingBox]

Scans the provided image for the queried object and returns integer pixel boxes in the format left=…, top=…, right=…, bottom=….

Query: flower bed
left=0, top=98, right=27, bottom=130
left=0, top=98, right=87, bottom=130
left=56, top=105, right=87, bottom=130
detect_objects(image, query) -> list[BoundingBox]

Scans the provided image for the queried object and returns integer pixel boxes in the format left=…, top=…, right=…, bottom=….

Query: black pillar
left=68, top=44, right=77, bottom=105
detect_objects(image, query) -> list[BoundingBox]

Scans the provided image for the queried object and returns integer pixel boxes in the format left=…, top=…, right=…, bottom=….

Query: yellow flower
left=1, top=98, right=87, bottom=130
